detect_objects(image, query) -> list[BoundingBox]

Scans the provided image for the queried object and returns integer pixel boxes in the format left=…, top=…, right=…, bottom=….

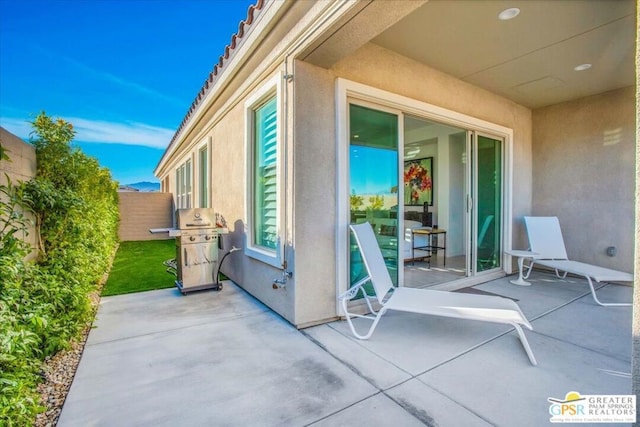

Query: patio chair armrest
left=338, top=275, right=371, bottom=301
left=339, top=286, right=360, bottom=301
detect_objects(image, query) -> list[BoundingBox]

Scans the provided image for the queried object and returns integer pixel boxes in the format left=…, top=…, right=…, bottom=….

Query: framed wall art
left=404, top=157, right=433, bottom=206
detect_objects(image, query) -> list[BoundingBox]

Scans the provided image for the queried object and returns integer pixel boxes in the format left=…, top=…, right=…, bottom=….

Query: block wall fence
left=0, top=127, right=38, bottom=259
left=118, top=191, right=174, bottom=241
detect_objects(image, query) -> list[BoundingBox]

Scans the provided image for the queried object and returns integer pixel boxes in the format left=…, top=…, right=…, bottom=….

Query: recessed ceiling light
left=574, top=63, right=592, bottom=71
left=498, top=7, right=520, bottom=20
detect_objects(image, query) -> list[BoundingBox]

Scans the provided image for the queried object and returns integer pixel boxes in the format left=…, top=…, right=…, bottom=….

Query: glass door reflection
left=349, top=103, right=399, bottom=287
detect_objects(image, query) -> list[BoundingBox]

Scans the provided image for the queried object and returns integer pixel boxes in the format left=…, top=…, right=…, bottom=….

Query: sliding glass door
left=349, top=103, right=399, bottom=286
left=470, top=133, right=503, bottom=274
left=345, top=100, right=505, bottom=290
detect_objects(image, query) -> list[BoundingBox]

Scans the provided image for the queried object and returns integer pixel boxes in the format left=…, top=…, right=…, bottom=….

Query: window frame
left=176, top=167, right=182, bottom=208
left=198, top=140, right=210, bottom=208
left=175, top=158, right=192, bottom=209
left=244, top=74, right=282, bottom=267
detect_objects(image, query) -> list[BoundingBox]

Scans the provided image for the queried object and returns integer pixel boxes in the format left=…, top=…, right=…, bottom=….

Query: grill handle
left=185, top=222, right=212, bottom=227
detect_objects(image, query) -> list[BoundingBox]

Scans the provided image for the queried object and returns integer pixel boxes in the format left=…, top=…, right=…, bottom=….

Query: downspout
left=272, top=56, right=294, bottom=289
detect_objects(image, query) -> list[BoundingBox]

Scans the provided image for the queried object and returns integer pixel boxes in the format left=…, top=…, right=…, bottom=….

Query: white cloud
left=0, top=116, right=174, bottom=149
left=68, top=117, right=174, bottom=149
left=30, top=44, right=185, bottom=107
left=62, top=55, right=185, bottom=107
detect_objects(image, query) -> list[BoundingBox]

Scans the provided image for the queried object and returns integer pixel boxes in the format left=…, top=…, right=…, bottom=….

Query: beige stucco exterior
left=291, top=61, right=338, bottom=325
left=155, top=1, right=636, bottom=328
left=532, top=87, right=635, bottom=272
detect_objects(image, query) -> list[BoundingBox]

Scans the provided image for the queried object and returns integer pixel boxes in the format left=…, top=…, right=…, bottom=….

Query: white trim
left=335, top=78, right=515, bottom=312
left=397, top=113, right=405, bottom=289
left=244, top=73, right=283, bottom=267
left=465, top=130, right=472, bottom=276
left=207, top=136, right=213, bottom=208
left=503, top=130, right=514, bottom=274
left=335, top=79, right=349, bottom=315
left=197, top=139, right=210, bottom=208
left=338, top=80, right=513, bottom=135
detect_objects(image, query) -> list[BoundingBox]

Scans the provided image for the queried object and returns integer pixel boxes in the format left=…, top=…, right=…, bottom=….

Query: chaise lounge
left=340, top=222, right=537, bottom=365
left=522, top=216, right=633, bottom=307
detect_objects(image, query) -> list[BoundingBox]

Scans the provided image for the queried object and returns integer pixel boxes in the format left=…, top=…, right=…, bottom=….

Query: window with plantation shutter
left=199, top=145, right=209, bottom=208
left=245, top=76, right=281, bottom=266
left=254, top=96, right=278, bottom=250
left=176, top=167, right=182, bottom=208
left=175, top=159, right=192, bottom=209
left=185, top=159, right=191, bottom=208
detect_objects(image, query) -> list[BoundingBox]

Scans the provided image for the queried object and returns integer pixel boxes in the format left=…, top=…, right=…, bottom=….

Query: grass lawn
left=103, top=240, right=176, bottom=296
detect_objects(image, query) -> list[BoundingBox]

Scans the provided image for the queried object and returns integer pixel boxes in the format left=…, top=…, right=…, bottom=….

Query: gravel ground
left=34, top=289, right=103, bottom=427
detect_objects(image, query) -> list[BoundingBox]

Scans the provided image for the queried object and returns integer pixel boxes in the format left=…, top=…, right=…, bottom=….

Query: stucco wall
left=532, top=86, right=635, bottom=271
left=0, top=127, right=38, bottom=259
left=291, top=60, right=338, bottom=326
left=118, top=192, right=174, bottom=241
left=201, top=75, right=298, bottom=325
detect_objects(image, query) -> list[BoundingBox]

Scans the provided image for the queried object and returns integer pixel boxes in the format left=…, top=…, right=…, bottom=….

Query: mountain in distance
left=121, top=181, right=160, bottom=192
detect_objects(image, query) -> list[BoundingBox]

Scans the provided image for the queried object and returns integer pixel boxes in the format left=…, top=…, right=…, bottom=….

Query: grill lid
left=176, top=208, right=216, bottom=230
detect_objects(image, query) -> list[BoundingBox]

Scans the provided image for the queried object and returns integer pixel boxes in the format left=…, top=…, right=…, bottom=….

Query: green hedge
left=0, top=113, right=119, bottom=426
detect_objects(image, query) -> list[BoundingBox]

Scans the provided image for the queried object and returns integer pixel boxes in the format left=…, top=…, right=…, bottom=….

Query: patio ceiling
left=303, top=0, right=636, bottom=110
left=372, top=0, right=636, bottom=109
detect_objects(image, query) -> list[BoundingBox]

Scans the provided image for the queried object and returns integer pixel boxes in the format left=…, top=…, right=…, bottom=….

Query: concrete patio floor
left=57, top=271, right=633, bottom=427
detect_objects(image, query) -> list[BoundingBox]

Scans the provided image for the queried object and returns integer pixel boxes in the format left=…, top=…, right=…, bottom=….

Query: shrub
left=0, top=113, right=119, bottom=425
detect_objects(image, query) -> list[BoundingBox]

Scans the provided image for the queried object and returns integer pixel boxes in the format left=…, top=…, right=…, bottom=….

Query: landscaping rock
left=34, top=291, right=100, bottom=427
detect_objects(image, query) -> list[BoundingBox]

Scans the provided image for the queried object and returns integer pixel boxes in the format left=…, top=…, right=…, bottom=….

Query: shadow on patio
left=58, top=271, right=632, bottom=427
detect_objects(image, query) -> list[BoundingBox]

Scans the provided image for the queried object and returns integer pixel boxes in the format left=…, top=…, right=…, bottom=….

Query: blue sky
left=0, top=0, right=255, bottom=184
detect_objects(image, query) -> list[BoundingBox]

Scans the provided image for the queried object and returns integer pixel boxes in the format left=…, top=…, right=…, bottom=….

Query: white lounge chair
left=523, top=216, right=632, bottom=307
left=340, top=222, right=537, bottom=366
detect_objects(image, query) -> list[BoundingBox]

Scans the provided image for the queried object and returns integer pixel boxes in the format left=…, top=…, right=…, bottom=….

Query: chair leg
left=341, top=297, right=387, bottom=339
left=360, top=289, right=379, bottom=316
left=584, top=277, right=631, bottom=307
left=512, top=323, right=537, bottom=366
